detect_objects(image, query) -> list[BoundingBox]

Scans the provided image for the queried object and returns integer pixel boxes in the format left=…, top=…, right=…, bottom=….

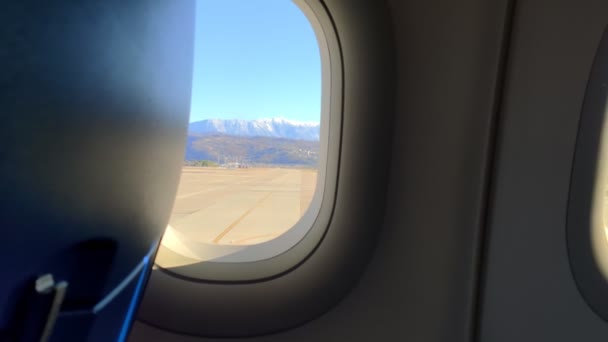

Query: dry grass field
left=168, top=166, right=318, bottom=245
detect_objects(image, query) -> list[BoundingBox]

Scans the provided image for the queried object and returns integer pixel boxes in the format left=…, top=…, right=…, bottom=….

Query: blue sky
left=189, top=0, right=321, bottom=123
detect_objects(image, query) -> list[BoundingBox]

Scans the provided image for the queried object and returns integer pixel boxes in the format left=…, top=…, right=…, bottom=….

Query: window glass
left=596, top=107, right=608, bottom=273
left=166, top=0, right=322, bottom=248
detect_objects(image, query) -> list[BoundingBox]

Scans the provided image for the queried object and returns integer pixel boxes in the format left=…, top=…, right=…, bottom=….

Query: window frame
left=137, top=0, right=395, bottom=336
left=153, top=0, right=341, bottom=282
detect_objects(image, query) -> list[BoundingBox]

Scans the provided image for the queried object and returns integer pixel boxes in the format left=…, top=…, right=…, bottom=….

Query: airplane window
left=160, top=0, right=326, bottom=262
left=593, top=107, right=608, bottom=279
left=591, top=36, right=608, bottom=280
left=566, top=27, right=608, bottom=320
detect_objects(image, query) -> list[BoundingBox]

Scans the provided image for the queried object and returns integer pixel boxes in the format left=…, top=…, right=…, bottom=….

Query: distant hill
left=185, top=134, right=320, bottom=167
left=188, top=118, right=320, bottom=141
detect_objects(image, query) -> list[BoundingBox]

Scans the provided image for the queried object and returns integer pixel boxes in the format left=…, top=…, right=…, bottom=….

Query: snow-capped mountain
left=188, top=118, right=320, bottom=141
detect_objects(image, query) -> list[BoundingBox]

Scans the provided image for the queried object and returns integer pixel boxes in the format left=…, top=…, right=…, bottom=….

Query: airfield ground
left=167, top=167, right=317, bottom=245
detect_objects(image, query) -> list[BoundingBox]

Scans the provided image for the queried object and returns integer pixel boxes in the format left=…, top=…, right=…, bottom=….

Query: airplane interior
left=2, top=0, right=608, bottom=341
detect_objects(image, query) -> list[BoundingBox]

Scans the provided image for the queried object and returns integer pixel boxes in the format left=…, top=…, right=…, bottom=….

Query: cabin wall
left=478, top=0, right=608, bottom=341
left=131, top=0, right=510, bottom=340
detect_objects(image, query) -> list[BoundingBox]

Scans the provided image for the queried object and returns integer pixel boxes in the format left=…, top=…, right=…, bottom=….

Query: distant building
left=224, top=162, right=248, bottom=169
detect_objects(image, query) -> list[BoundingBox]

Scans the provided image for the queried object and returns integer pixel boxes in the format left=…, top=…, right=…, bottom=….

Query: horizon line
left=188, top=117, right=320, bottom=125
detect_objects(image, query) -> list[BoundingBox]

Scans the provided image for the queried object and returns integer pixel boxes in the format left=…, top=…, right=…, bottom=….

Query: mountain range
left=188, top=118, right=320, bottom=141
left=185, top=118, right=320, bottom=167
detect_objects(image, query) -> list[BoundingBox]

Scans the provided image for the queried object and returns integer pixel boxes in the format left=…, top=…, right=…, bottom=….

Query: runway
left=168, top=167, right=317, bottom=245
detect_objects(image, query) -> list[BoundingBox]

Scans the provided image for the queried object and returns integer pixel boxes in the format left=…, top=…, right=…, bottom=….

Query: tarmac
left=168, top=167, right=317, bottom=245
